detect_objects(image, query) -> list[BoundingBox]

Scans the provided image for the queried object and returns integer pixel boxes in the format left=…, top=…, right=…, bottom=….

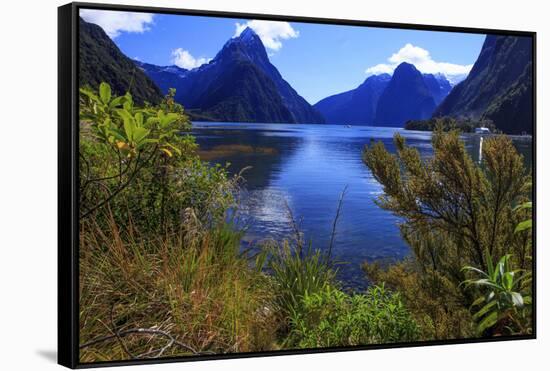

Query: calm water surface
left=192, top=123, right=533, bottom=289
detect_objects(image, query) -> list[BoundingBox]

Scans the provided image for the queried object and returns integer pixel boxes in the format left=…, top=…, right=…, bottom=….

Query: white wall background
left=0, top=0, right=546, bottom=369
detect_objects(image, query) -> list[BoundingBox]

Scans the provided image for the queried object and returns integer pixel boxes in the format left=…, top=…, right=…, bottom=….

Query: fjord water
left=192, top=123, right=533, bottom=289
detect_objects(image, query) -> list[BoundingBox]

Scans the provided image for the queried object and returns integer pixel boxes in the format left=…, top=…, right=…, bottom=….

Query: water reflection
left=192, top=123, right=533, bottom=289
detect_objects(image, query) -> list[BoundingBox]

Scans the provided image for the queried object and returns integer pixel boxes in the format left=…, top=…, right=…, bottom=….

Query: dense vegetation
left=404, top=116, right=497, bottom=133
left=362, top=129, right=533, bottom=339
left=78, top=83, right=418, bottom=362
left=79, top=18, right=162, bottom=105
left=79, top=81, right=533, bottom=363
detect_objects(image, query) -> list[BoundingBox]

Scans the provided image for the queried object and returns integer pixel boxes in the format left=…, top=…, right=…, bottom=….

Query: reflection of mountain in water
left=192, top=123, right=533, bottom=290
left=192, top=125, right=304, bottom=190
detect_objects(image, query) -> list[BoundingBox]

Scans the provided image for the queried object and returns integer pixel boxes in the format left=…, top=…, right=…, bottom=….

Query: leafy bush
left=461, top=201, right=533, bottom=336
left=287, top=285, right=419, bottom=348
left=362, top=129, right=532, bottom=338
left=363, top=259, right=475, bottom=340
left=79, top=83, right=237, bottom=233
left=462, top=253, right=532, bottom=335
left=79, top=84, right=260, bottom=362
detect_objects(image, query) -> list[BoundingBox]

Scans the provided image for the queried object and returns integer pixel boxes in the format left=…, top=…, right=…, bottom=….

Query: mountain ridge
left=433, top=35, right=533, bottom=134
left=314, top=74, right=391, bottom=125
left=374, top=62, right=437, bottom=127
left=79, top=17, right=162, bottom=105
left=138, top=27, right=324, bottom=124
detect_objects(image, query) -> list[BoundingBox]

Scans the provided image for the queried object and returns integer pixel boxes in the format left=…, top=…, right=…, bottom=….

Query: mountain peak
left=394, top=62, right=418, bottom=74
left=221, top=26, right=265, bottom=58
left=238, top=27, right=259, bottom=41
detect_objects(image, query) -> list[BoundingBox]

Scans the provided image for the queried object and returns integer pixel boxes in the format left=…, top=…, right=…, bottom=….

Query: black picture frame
left=58, top=2, right=537, bottom=368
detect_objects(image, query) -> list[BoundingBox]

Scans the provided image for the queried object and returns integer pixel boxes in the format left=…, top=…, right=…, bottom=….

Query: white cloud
left=365, top=43, right=473, bottom=84
left=171, top=48, right=211, bottom=70
left=80, top=9, right=155, bottom=38
left=234, top=20, right=299, bottom=51
left=364, top=63, right=395, bottom=75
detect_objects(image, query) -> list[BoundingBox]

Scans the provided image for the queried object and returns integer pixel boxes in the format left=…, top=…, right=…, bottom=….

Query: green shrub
left=362, top=129, right=532, bottom=339
left=462, top=253, right=532, bottom=335
left=79, top=83, right=237, bottom=234
left=287, top=285, right=419, bottom=348
left=263, top=240, right=335, bottom=321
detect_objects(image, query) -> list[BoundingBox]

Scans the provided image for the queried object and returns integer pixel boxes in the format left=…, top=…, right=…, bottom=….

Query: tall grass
left=79, top=212, right=277, bottom=362
left=263, top=240, right=335, bottom=321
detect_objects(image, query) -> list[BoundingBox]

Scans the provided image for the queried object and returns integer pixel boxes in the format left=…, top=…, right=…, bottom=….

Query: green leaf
left=123, top=92, right=133, bottom=111
left=510, top=292, right=524, bottom=308
left=133, top=127, right=150, bottom=145
left=473, top=300, right=497, bottom=320
left=80, top=88, right=100, bottom=103
left=134, top=112, right=144, bottom=127
left=477, top=311, right=498, bottom=333
left=514, top=201, right=532, bottom=211
left=461, top=265, right=489, bottom=278
left=108, top=95, right=126, bottom=109
left=108, top=128, right=127, bottom=143
left=122, top=116, right=135, bottom=142
left=470, top=296, right=486, bottom=309
left=515, top=220, right=532, bottom=233
left=99, top=82, right=111, bottom=104
left=484, top=249, right=494, bottom=278
left=163, top=142, right=182, bottom=156
left=159, top=112, right=180, bottom=128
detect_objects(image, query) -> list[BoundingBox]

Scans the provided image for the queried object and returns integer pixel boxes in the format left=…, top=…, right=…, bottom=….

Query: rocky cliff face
left=434, top=35, right=533, bottom=134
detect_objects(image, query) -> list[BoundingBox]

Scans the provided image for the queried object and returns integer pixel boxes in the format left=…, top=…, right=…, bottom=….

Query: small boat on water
left=345, top=124, right=352, bottom=128
left=474, top=127, right=491, bottom=135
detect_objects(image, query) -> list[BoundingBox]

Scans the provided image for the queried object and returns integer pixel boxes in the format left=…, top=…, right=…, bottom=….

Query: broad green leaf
left=134, top=112, right=143, bottom=127
left=502, top=271, right=514, bottom=290
left=108, top=95, right=126, bottom=109
left=123, top=116, right=135, bottom=142
left=159, top=112, right=180, bottom=128
left=515, top=220, right=532, bottom=233
left=473, top=300, right=497, bottom=320
left=133, top=127, right=150, bottom=145
left=99, top=82, right=111, bottom=104
left=510, top=292, right=524, bottom=308
left=514, top=201, right=532, bottom=211
left=477, top=311, right=498, bottom=333
left=123, top=93, right=133, bottom=111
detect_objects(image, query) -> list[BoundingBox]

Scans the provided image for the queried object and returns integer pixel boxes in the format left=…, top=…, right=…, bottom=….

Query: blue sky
left=80, top=9, right=486, bottom=105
